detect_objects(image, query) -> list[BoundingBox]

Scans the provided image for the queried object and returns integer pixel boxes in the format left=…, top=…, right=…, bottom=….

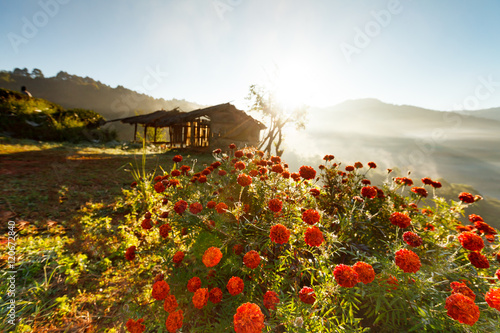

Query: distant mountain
left=457, top=107, right=500, bottom=122
left=283, top=98, right=500, bottom=203
left=0, top=68, right=203, bottom=140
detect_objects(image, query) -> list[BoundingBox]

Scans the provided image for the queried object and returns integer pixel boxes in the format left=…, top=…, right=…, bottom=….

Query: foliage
left=0, top=88, right=116, bottom=143
left=1, top=140, right=499, bottom=332
left=116, top=147, right=500, bottom=332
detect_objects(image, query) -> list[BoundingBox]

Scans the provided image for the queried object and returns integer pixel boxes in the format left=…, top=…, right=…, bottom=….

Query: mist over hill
left=0, top=68, right=202, bottom=140
left=282, top=99, right=500, bottom=207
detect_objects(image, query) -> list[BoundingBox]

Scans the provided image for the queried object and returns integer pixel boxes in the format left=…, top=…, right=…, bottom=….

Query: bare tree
left=246, top=84, right=307, bottom=157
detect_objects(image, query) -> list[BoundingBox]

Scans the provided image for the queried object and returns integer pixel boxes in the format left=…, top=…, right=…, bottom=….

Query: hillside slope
left=0, top=68, right=202, bottom=140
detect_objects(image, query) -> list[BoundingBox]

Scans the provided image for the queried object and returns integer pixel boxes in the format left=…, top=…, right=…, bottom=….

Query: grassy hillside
left=0, top=69, right=203, bottom=140
left=0, top=88, right=116, bottom=143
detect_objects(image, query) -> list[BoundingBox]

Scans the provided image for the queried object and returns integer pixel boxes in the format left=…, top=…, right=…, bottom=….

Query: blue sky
left=2, top=0, right=500, bottom=111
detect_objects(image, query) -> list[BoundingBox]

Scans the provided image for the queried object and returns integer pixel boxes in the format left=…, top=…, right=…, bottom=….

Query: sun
left=270, top=66, right=315, bottom=113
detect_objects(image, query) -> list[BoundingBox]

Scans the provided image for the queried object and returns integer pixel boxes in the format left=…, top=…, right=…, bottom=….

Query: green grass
left=0, top=137, right=213, bottom=331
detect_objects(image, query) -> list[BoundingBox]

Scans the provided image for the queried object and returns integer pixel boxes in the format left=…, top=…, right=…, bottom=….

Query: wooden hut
left=108, top=103, right=266, bottom=149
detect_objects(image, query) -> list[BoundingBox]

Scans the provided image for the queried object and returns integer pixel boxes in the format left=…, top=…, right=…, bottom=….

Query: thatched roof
left=108, top=103, right=266, bottom=129
left=107, top=108, right=181, bottom=126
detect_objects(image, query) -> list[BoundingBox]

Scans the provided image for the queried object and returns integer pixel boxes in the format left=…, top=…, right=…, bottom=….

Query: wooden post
left=144, top=125, right=147, bottom=143
left=154, top=127, right=157, bottom=143
left=133, top=123, right=137, bottom=142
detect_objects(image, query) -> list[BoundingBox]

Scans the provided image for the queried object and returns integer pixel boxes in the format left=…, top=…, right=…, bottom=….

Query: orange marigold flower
left=302, top=209, right=321, bottom=225
left=431, top=181, right=442, bottom=188
left=421, top=177, right=434, bottom=185
left=361, top=179, right=371, bottom=185
left=271, top=164, right=284, bottom=173
left=368, top=161, right=376, bottom=168
left=163, top=294, right=178, bottom=313
left=345, top=165, right=355, bottom=172
left=229, top=143, right=236, bottom=149
left=394, top=177, right=413, bottom=186
left=233, top=302, right=265, bottom=333
left=411, top=186, right=428, bottom=197
left=389, top=212, right=411, bottom=229
left=395, top=248, right=421, bottom=273
left=172, top=155, right=183, bottom=162
left=216, top=202, right=228, bottom=214
left=171, top=169, right=181, bottom=177
left=385, top=275, right=399, bottom=291
left=141, top=218, right=152, bottom=230
left=451, top=281, right=476, bottom=301
left=125, top=246, right=136, bottom=261
left=165, top=309, right=183, bottom=333
left=174, top=200, right=187, bottom=215
left=233, top=244, right=244, bottom=255
left=243, top=250, right=261, bottom=269
left=268, top=198, right=283, bottom=212
left=304, top=226, right=324, bottom=247
left=309, top=188, right=320, bottom=197
left=282, top=170, right=291, bottom=179
left=237, top=173, right=252, bottom=187
left=207, top=200, right=217, bottom=209
left=424, top=222, right=435, bottom=231
left=458, top=192, right=475, bottom=204
left=468, top=214, right=484, bottom=223
left=227, top=276, right=244, bottom=296
left=152, top=280, right=170, bottom=301
left=172, top=251, right=184, bottom=264
left=209, top=287, right=223, bottom=304
left=126, top=318, right=145, bottom=333
left=270, top=156, right=281, bottom=163
left=352, top=261, right=375, bottom=284
left=159, top=224, right=172, bottom=238
left=485, top=288, right=500, bottom=311
left=235, top=150, right=244, bottom=158
left=333, top=264, right=359, bottom=287
left=180, top=165, right=191, bottom=175
left=458, top=231, right=484, bottom=252
left=270, top=224, right=290, bottom=244
left=218, top=169, right=227, bottom=176
left=403, top=231, right=423, bottom=247
left=154, top=181, right=166, bottom=193
left=474, top=221, right=497, bottom=235
left=249, top=169, right=259, bottom=177
left=445, top=293, right=480, bottom=326
left=354, top=162, right=363, bottom=169
left=361, top=186, right=377, bottom=199
left=496, top=269, right=500, bottom=281
left=192, top=288, right=209, bottom=309
left=187, top=276, right=201, bottom=293
left=468, top=251, right=490, bottom=269
left=290, top=172, right=301, bottom=181
left=202, top=247, right=222, bottom=268
left=188, top=202, right=203, bottom=215
left=299, top=165, right=316, bottom=180
left=235, top=161, right=246, bottom=170
left=263, top=291, right=280, bottom=310
left=299, top=286, right=316, bottom=304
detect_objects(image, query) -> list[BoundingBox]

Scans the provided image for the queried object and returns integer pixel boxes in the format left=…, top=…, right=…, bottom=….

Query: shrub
left=120, top=147, right=499, bottom=332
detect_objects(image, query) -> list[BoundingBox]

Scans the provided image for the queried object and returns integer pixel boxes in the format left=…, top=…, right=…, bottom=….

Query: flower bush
left=120, top=146, right=499, bottom=332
